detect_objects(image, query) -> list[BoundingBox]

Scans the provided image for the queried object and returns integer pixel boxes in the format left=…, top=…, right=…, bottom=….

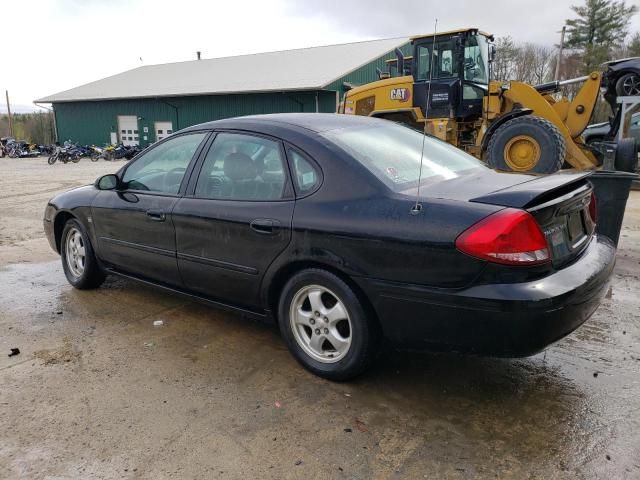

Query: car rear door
left=91, top=131, right=209, bottom=286
left=172, top=132, right=295, bottom=309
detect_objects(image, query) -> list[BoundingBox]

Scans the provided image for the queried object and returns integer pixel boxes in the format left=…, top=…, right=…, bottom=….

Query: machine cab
left=411, top=29, right=493, bottom=120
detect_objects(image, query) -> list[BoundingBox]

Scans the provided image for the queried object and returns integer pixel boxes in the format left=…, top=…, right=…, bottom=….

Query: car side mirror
left=489, top=44, right=497, bottom=63
left=95, top=174, right=120, bottom=190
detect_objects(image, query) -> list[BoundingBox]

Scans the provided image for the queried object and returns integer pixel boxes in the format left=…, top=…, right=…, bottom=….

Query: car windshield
left=321, top=122, right=486, bottom=194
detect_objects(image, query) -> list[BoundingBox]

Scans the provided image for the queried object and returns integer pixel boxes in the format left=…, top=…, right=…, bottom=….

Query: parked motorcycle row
left=0, top=137, right=144, bottom=164
left=0, top=137, right=54, bottom=158
left=47, top=141, right=144, bottom=165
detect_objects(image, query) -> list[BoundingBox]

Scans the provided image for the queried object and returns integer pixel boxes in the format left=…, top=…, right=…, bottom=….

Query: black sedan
left=44, top=114, right=615, bottom=380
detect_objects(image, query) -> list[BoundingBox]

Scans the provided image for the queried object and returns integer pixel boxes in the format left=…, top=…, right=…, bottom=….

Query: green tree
left=565, top=0, right=638, bottom=72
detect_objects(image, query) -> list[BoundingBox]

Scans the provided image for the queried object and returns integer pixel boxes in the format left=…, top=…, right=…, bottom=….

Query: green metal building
left=36, top=38, right=410, bottom=146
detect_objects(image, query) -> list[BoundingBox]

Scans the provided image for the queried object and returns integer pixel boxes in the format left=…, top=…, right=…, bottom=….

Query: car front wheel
left=61, top=219, right=106, bottom=289
left=278, top=269, right=379, bottom=380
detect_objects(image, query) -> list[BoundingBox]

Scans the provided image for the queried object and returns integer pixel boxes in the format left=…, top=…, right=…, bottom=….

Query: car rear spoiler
left=470, top=171, right=593, bottom=208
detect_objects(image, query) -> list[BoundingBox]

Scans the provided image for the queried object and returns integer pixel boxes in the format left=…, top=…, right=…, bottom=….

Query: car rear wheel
left=278, top=269, right=379, bottom=381
left=61, top=219, right=106, bottom=289
left=616, top=72, right=640, bottom=96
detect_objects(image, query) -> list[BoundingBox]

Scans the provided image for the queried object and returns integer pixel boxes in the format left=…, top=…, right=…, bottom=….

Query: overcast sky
left=2, top=0, right=639, bottom=111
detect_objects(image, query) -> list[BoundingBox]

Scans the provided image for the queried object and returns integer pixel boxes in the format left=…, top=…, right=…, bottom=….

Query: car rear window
left=321, top=121, right=485, bottom=193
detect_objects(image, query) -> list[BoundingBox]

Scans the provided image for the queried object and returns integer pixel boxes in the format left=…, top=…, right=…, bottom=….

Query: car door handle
left=146, top=209, right=166, bottom=221
left=250, top=218, right=279, bottom=234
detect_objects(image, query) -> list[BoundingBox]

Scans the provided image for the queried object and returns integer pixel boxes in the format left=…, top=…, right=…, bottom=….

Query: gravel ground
left=0, top=157, right=639, bottom=479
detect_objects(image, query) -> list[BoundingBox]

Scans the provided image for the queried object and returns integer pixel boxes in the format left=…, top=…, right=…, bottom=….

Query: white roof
left=36, top=37, right=408, bottom=103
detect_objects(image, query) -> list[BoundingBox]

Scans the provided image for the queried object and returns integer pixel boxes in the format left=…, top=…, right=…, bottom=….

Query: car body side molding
left=176, top=252, right=258, bottom=275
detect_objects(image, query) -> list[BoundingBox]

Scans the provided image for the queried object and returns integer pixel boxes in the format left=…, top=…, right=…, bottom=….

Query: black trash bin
left=589, top=170, right=638, bottom=247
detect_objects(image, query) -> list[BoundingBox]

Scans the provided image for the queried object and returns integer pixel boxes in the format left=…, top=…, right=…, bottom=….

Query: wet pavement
left=0, top=158, right=639, bottom=479
left=1, top=254, right=639, bottom=479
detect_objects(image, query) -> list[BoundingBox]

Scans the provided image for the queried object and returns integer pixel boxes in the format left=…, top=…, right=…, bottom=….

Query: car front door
left=172, top=132, right=295, bottom=309
left=91, top=131, right=209, bottom=285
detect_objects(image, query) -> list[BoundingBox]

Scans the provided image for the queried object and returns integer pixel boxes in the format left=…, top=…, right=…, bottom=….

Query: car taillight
left=588, top=191, right=597, bottom=224
left=456, top=209, right=550, bottom=265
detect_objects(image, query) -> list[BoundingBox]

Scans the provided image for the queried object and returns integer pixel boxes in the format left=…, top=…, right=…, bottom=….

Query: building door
left=155, top=121, right=173, bottom=142
left=110, top=132, right=117, bottom=145
left=117, top=115, right=139, bottom=146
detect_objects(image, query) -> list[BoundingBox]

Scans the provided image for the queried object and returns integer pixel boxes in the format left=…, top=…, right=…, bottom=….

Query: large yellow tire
left=486, top=116, right=565, bottom=174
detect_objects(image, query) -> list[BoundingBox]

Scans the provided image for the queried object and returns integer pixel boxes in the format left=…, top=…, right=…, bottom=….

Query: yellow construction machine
left=338, top=28, right=640, bottom=174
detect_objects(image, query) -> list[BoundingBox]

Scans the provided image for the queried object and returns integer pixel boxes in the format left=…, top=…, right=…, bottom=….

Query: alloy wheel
left=621, top=74, right=640, bottom=96
left=289, top=285, right=352, bottom=363
left=65, top=227, right=86, bottom=278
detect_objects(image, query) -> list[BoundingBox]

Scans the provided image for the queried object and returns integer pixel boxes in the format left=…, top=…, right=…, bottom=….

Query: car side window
left=122, top=133, right=207, bottom=194
left=288, top=148, right=319, bottom=194
left=195, top=133, right=286, bottom=201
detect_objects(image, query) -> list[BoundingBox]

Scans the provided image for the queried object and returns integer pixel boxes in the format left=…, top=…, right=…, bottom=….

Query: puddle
left=0, top=260, right=639, bottom=479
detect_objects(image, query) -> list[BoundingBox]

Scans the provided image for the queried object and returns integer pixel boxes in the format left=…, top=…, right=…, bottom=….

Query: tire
left=71, top=155, right=81, bottom=163
left=615, top=138, right=638, bottom=172
left=277, top=269, right=379, bottom=381
left=60, top=219, right=106, bottom=289
left=486, top=116, right=565, bottom=174
left=615, top=72, right=640, bottom=97
left=48, top=153, right=57, bottom=165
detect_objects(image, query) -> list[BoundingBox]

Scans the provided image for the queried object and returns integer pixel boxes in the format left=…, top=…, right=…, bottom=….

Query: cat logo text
left=390, top=88, right=410, bottom=102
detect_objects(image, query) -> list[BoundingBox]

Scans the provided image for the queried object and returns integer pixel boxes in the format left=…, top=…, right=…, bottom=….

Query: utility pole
left=5, top=90, right=13, bottom=137
left=555, top=26, right=566, bottom=81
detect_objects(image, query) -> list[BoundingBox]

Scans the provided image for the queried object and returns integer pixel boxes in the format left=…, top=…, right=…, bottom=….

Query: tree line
left=492, top=0, right=638, bottom=122
left=0, top=112, right=56, bottom=145
left=493, top=0, right=638, bottom=86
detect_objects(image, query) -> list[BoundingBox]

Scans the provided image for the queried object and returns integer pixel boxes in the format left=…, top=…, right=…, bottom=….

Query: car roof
left=181, top=113, right=389, bottom=134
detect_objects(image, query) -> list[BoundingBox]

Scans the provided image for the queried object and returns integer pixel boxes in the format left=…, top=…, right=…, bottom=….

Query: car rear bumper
left=356, top=236, right=616, bottom=356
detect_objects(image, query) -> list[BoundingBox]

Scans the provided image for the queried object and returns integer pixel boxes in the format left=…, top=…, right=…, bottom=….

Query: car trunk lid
left=468, top=171, right=595, bottom=268
left=408, top=168, right=596, bottom=267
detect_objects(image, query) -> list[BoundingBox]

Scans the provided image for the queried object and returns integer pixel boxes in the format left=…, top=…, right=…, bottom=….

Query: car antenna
left=411, top=18, right=438, bottom=215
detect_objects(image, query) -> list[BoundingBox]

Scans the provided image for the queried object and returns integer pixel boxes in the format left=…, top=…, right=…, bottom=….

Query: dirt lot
left=1, top=157, right=639, bottom=479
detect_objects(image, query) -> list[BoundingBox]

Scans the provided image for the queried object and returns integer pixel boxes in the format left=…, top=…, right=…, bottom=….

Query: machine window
left=437, top=41, right=456, bottom=77
left=416, top=45, right=431, bottom=81
left=415, top=40, right=458, bottom=80
left=122, top=133, right=206, bottom=194
left=464, top=35, right=489, bottom=84
left=195, top=133, right=286, bottom=201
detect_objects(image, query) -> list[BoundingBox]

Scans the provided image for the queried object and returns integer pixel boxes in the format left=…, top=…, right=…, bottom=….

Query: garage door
left=118, top=116, right=139, bottom=146
left=155, top=121, right=173, bottom=142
